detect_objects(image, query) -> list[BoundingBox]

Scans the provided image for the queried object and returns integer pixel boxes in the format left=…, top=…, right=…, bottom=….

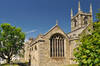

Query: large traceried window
left=50, top=33, right=65, bottom=58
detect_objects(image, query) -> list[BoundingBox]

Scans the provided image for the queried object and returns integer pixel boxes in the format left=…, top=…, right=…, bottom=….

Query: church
left=24, top=1, right=93, bottom=66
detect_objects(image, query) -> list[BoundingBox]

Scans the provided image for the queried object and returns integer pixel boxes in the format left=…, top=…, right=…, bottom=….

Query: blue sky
left=0, top=0, right=99, bottom=40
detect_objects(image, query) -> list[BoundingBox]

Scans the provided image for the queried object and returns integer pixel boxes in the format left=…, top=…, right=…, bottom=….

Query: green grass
left=65, top=64, right=78, bottom=66
left=1, top=64, right=19, bottom=66
left=1, top=62, right=29, bottom=66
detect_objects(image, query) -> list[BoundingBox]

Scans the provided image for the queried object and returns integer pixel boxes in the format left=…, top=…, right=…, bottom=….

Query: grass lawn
left=1, top=64, right=19, bottom=66
left=1, top=62, right=29, bottom=66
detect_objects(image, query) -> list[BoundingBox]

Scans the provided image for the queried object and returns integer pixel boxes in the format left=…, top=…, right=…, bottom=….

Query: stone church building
left=24, top=1, right=93, bottom=66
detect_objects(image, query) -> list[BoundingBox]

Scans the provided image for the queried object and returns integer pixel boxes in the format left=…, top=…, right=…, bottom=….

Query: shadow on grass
left=1, top=62, right=29, bottom=66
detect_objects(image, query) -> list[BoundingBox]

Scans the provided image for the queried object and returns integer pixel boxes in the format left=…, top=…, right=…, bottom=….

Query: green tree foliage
left=0, top=23, right=25, bottom=63
left=96, top=10, right=100, bottom=22
left=74, top=12, right=100, bottom=66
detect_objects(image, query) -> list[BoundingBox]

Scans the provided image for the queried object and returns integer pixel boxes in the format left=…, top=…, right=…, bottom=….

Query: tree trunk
left=7, top=57, right=11, bottom=63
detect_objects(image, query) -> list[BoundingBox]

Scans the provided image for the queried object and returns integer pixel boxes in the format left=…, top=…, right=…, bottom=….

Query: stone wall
left=37, top=25, right=70, bottom=66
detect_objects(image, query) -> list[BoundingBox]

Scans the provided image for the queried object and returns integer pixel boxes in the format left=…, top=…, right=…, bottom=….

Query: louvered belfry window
left=50, top=33, right=64, bottom=58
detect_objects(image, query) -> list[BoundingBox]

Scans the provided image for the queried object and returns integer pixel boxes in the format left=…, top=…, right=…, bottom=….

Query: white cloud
left=25, top=38, right=28, bottom=42
left=26, top=29, right=37, bottom=34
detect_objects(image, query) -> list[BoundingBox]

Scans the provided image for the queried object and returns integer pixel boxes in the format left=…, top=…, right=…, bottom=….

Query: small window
left=32, top=47, right=33, bottom=51
left=70, top=35, right=72, bottom=38
left=35, top=45, right=37, bottom=50
left=73, top=34, right=76, bottom=36
left=30, top=48, right=31, bottom=51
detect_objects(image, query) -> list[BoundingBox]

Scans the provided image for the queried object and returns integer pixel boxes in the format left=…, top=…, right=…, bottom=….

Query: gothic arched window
left=84, top=16, right=88, bottom=25
left=50, top=33, right=65, bottom=58
left=74, top=19, right=77, bottom=27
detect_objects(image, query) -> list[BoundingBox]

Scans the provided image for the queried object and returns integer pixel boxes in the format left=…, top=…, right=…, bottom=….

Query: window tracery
left=50, top=33, right=65, bottom=58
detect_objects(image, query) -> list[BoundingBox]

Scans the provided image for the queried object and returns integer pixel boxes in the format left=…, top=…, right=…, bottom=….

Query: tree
left=96, top=9, right=100, bottom=22
left=0, top=23, right=25, bottom=63
left=74, top=12, right=100, bottom=66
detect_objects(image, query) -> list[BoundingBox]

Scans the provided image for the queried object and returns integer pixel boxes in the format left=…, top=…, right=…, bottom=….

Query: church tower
left=71, top=1, right=93, bottom=31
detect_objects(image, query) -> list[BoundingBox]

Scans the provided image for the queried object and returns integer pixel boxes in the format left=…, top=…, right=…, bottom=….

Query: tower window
left=50, top=33, right=65, bottom=58
left=84, top=16, right=88, bottom=25
left=74, top=19, right=77, bottom=27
